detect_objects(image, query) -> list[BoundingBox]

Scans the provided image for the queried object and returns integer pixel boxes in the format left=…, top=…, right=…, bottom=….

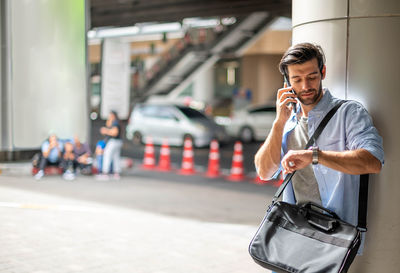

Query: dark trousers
left=39, top=156, right=60, bottom=171
left=60, top=159, right=78, bottom=173
left=77, top=162, right=92, bottom=175
left=61, top=159, right=92, bottom=175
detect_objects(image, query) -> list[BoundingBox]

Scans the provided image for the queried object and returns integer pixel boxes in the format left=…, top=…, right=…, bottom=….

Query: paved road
left=0, top=168, right=274, bottom=272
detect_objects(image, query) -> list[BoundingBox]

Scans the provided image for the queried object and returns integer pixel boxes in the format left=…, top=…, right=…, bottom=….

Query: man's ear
left=321, top=65, right=326, bottom=80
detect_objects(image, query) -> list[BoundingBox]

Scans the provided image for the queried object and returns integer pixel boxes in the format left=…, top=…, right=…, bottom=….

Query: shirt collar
left=308, top=88, right=333, bottom=115
left=285, top=88, right=333, bottom=130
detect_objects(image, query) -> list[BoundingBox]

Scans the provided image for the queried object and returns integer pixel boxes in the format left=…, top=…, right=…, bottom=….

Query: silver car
left=126, top=103, right=229, bottom=147
left=226, top=105, right=276, bottom=143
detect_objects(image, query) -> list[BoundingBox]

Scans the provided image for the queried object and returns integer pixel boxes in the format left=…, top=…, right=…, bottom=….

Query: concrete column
left=0, top=1, right=2, bottom=148
left=1, top=0, right=88, bottom=152
left=292, top=0, right=400, bottom=271
left=193, top=65, right=214, bottom=104
left=0, top=0, right=13, bottom=156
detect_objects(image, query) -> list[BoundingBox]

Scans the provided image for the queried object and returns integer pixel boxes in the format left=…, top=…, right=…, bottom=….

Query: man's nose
left=302, top=79, right=312, bottom=90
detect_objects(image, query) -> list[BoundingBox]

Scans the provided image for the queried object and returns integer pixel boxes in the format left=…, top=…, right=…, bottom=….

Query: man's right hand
left=255, top=83, right=297, bottom=180
left=275, top=83, right=297, bottom=125
left=49, top=140, right=57, bottom=149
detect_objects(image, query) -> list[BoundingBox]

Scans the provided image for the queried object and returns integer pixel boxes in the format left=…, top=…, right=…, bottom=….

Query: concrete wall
left=240, top=29, right=292, bottom=106
left=244, top=30, right=292, bottom=55
left=241, top=54, right=282, bottom=105
left=292, top=0, right=400, bottom=271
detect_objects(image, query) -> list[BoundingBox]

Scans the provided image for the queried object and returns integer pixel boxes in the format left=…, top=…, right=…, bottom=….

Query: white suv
left=126, top=103, right=229, bottom=147
left=227, top=105, right=276, bottom=143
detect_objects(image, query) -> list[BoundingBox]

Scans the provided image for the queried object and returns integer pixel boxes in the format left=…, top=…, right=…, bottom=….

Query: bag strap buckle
left=357, top=227, right=367, bottom=232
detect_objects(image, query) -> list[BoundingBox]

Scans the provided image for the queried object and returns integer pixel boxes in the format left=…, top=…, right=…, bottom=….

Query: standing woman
left=100, top=111, right=123, bottom=179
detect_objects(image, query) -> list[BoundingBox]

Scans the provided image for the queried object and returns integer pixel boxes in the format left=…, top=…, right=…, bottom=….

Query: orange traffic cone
left=178, top=137, right=196, bottom=175
left=227, top=141, right=245, bottom=182
left=157, top=139, right=172, bottom=172
left=205, top=139, right=220, bottom=178
left=141, top=137, right=156, bottom=170
left=253, top=175, right=267, bottom=185
left=253, top=171, right=284, bottom=187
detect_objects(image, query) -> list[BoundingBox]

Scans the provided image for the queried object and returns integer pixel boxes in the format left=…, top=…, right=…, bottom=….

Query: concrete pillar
left=193, top=65, right=214, bottom=104
left=292, top=0, right=400, bottom=271
left=0, top=0, right=88, bottom=153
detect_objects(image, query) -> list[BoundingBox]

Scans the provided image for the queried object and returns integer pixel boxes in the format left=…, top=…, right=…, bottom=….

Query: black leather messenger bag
left=249, top=101, right=369, bottom=273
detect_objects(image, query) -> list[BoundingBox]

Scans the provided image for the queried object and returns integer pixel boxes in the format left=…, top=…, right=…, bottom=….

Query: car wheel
left=182, top=134, right=195, bottom=147
left=239, top=127, right=254, bottom=143
left=133, top=131, right=143, bottom=145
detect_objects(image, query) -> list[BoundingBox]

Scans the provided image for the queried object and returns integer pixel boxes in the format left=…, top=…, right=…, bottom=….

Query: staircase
left=135, top=12, right=276, bottom=102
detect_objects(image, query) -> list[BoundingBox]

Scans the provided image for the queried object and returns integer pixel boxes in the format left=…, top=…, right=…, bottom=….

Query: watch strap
left=312, top=146, right=319, bottom=165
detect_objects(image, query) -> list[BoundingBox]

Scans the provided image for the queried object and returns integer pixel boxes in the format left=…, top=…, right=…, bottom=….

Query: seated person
left=61, top=140, right=77, bottom=180
left=34, top=133, right=63, bottom=180
left=95, top=139, right=107, bottom=174
left=73, top=135, right=93, bottom=175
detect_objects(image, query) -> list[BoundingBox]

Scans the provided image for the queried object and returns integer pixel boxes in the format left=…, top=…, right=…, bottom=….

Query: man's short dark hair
left=279, top=43, right=326, bottom=80
left=110, top=110, right=119, bottom=121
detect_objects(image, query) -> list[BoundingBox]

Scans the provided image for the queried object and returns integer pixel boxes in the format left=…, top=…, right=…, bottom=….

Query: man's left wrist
left=312, top=146, right=319, bottom=165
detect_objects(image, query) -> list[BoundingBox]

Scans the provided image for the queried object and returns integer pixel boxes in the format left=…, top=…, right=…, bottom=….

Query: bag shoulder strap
left=273, top=100, right=346, bottom=200
left=272, top=99, right=369, bottom=230
left=358, top=174, right=369, bottom=231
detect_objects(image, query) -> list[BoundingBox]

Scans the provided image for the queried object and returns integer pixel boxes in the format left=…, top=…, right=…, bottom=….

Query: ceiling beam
left=91, top=1, right=291, bottom=28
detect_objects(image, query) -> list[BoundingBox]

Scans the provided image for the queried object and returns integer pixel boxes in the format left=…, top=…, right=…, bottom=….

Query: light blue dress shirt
left=41, top=140, right=63, bottom=163
left=276, top=89, right=384, bottom=228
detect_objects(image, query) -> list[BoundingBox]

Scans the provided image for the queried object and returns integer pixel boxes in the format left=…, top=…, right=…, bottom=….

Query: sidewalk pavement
left=0, top=170, right=270, bottom=273
left=0, top=161, right=32, bottom=176
left=0, top=158, right=134, bottom=177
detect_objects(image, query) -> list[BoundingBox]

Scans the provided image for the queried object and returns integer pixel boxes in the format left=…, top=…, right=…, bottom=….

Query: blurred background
left=0, top=1, right=399, bottom=272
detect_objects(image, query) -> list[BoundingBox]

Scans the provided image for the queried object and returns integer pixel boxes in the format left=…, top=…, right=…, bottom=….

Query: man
left=96, top=110, right=122, bottom=180
left=73, top=135, right=93, bottom=175
left=61, top=140, right=77, bottom=180
left=34, top=133, right=64, bottom=180
left=254, top=43, right=384, bottom=249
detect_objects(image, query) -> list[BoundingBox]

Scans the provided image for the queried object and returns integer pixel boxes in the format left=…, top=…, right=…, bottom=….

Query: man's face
left=287, top=58, right=324, bottom=106
left=49, top=134, right=57, bottom=144
left=65, top=142, right=74, bottom=152
left=73, top=136, right=80, bottom=145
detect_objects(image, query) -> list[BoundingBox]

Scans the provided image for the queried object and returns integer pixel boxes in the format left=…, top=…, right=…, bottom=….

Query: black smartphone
left=284, top=76, right=296, bottom=113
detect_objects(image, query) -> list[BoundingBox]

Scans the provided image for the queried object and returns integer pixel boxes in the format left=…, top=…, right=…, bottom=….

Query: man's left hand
left=100, top=127, right=108, bottom=135
left=281, top=149, right=313, bottom=174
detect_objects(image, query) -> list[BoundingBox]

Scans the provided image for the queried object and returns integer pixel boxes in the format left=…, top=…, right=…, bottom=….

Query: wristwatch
left=312, top=146, right=319, bottom=165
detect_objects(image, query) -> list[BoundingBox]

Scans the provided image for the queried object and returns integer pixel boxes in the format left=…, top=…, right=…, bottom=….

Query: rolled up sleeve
left=346, top=103, right=384, bottom=165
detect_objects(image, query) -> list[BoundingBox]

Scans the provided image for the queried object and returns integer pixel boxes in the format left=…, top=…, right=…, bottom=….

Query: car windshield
left=176, top=106, right=207, bottom=119
left=249, top=106, right=276, bottom=113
